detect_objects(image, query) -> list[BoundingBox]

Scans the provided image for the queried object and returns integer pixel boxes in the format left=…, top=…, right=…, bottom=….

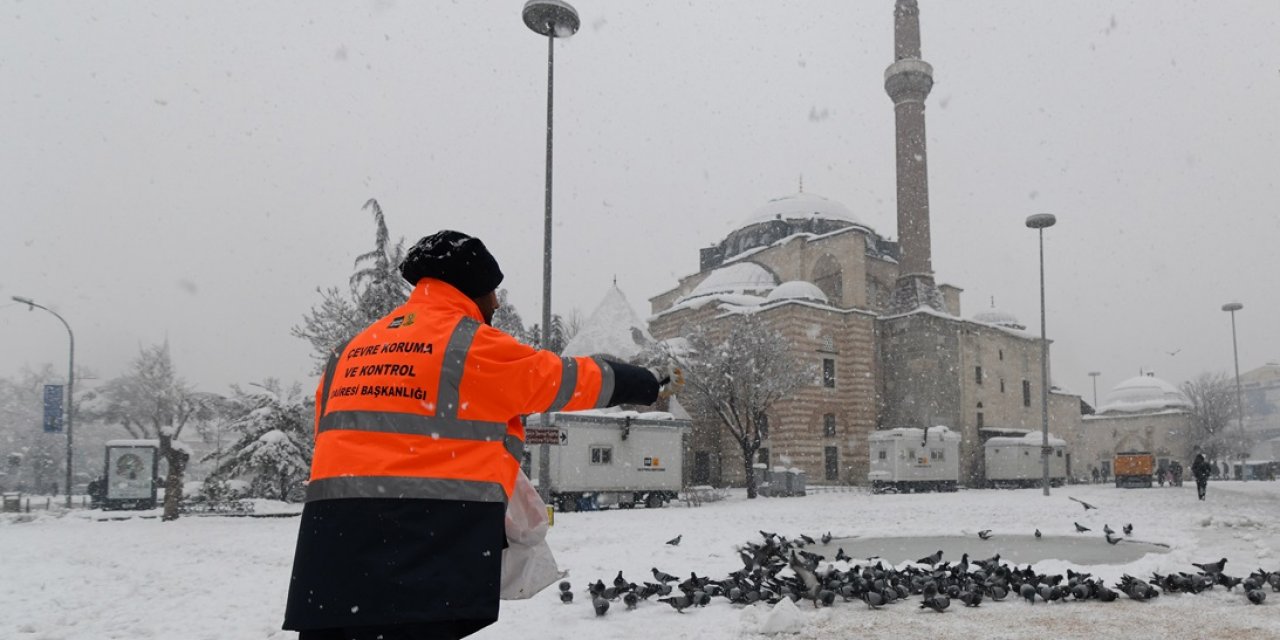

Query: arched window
left=811, top=254, right=843, bottom=305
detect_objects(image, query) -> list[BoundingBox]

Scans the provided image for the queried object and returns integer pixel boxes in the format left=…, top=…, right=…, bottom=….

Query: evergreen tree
left=205, top=380, right=312, bottom=501
left=293, top=198, right=410, bottom=372
left=490, top=289, right=530, bottom=343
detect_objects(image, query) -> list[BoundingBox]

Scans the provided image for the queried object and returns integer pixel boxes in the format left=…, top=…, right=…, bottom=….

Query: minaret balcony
left=884, top=58, right=934, bottom=104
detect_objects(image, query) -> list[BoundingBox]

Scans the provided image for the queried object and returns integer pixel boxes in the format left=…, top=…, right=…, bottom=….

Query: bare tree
left=97, top=343, right=215, bottom=521
left=1181, top=372, right=1244, bottom=464
left=670, top=314, right=809, bottom=498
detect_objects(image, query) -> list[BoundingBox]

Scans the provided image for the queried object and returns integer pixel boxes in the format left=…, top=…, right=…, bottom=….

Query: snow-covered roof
left=868, top=425, right=960, bottom=442
left=735, top=192, right=862, bottom=229
left=765, top=280, right=828, bottom=304
left=972, top=307, right=1024, bottom=330
left=1097, top=374, right=1191, bottom=414
left=684, top=262, right=777, bottom=300
left=561, top=285, right=652, bottom=360
left=985, top=432, right=1067, bottom=447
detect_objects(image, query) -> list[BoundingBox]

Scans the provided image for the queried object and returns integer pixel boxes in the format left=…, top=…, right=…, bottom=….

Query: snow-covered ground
left=3, top=482, right=1278, bottom=639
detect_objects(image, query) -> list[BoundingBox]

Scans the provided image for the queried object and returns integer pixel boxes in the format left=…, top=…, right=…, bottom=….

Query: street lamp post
left=1222, top=301, right=1246, bottom=481
left=523, top=0, right=580, bottom=352
left=1088, top=371, right=1101, bottom=409
left=12, top=296, right=75, bottom=507
left=1026, top=213, right=1057, bottom=496
left=524, top=0, right=579, bottom=503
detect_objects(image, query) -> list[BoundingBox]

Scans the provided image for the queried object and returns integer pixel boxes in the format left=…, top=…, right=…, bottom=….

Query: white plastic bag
left=500, top=473, right=565, bottom=599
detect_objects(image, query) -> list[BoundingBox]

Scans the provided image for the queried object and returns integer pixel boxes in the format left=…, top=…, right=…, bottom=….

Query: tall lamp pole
left=12, top=296, right=75, bottom=507
left=1088, top=371, right=1101, bottom=409
left=1026, top=213, right=1057, bottom=496
left=523, top=0, right=579, bottom=351
left=1222, top=301, right=1246, bottom=480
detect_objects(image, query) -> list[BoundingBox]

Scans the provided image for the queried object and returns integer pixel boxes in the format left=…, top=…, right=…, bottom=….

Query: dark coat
left=283, top=497, right=505, bottom=635
left=1192, top=455, right=1212, bottom=482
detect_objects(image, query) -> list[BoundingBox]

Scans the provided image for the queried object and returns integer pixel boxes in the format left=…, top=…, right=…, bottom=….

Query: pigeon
left=613, top=571, right=629, bottom=589
left=798, top=533, right=816, bottom=546
left=559, top=581, right=572, bottom=592
left=978, top=530, right=993, bottom=540
left=1096, top=586, right=1118, bottom=602
left=652, top=567, right=679, bottom=583
left=1105, top=533, right=1122, bottom=545
left=588, top=579, right=606, bottom=597
left=1192, top=558, right=1227, bottom=575
left=821, top=531, right=833, bottom=545
left=818, top=589, right=836, bottom=607
left=1069, top=496, right=1099, bottom=510
left=559, top=590, right=574, bottom=604
left=1020, top=583, right=1038, bottom=604
left=665, top=534, right=682, bottom=546
left=920, top=595, right=950, bottom=612
left=593, top=596, right=610, bottom=616
left=1103, top=524, right=1115, bottom=536
left=917, top=550, right=943, bottom=566
left=959, top=591, right=983, bottom=607
left=1123, top=523, right=1133, bottom=535
left=835, top=547, right=852, bottom=563
left=1035, top=528, right=1042, bottom=539
left=1247, top=589, right=1267, bottom=605
left=658, top=595, right=692, bottom=613
left=1074, top=522, right=1091, bottom=533
left=623, top=592, right=639, bottom=610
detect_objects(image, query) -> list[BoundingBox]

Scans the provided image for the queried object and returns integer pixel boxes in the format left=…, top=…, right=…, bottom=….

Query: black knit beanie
left=399, top=230, right=504, bottom=298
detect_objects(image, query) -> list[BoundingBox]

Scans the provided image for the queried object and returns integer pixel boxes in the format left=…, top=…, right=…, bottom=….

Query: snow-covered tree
left=0, top=366, right=64, bottom=493
left=1182, top=372, right=1248, bottom=464
left=491, top=288, right=530, bottom=343
left=205, top=380, right=312, bottom=501
left=293, top=198, right=410, bottom=372
left=669, top=314, right=809, bottom=498
left=96, top=343, right=215, bottom=521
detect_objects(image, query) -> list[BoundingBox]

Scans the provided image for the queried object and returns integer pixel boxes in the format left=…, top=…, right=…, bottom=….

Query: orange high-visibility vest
left=307, top=278, right=615, bottom=504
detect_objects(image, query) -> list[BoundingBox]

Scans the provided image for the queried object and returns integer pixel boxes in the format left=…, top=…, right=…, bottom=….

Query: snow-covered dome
left=972, top=307, right=1025, bottom=330
left=562, top=285, right=652, bottom=360
left=736, top=192, right=862, bottom=229
left=1097, top=374, right=1190, bottom=414
left=765, top=280, right=829, bottom=304
left=685, top=262, right=777, bottom=299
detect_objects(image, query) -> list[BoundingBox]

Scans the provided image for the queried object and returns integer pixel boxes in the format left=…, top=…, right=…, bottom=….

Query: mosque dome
left=1097, top=374, right=1191, bottom=414
left=765, top=280, right=829, bottom=304
left=972, top=306, right=1025, bottom=331
left=684, top=261, right=777, bottom=300
left=736, top=192, right=862, bottom=230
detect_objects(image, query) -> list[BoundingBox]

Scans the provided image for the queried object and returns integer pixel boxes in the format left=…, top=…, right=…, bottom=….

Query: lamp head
left=11, top=295, right=34, bottom=309
left=523, top=0, right=580, bottom=38
left=1025, top=213, right=1057, bottom=229
left=1222, top=302, right=1243, bottom=312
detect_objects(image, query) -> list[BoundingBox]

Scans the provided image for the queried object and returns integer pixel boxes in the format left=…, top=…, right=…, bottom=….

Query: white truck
left=867, top=426, right=961, bottom=493
left=983, top=432, right=1067, bottom=488
left=524, top=410, right=689, bottom=512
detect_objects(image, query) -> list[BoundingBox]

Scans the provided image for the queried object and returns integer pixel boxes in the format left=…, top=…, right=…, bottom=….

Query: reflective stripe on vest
left=547, top=357, right=578, bottom=412
left=317, top=411, right=507, bottom=441
left=592, top=356, right=615, bottom=408
left=306, top=475, right=506, bottom=503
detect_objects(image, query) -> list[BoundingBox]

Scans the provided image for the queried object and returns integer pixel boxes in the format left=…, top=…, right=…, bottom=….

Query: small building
left=1080, top=373, right=1193, bottom=480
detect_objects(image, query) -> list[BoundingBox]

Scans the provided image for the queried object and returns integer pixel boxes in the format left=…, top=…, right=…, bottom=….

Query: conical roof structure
left=561, top=285, right=652, bottom=361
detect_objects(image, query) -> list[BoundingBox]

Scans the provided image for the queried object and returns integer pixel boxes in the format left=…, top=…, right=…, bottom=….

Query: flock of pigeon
left=560, top=496, right=1278, bottom=617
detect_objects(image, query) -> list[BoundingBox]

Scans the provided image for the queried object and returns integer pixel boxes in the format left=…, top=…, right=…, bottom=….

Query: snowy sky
left=2, top=0, right=1278, bottom=403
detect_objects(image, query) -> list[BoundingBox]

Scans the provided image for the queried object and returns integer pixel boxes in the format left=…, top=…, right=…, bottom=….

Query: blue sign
left=43, top=384, right=64, bottom=433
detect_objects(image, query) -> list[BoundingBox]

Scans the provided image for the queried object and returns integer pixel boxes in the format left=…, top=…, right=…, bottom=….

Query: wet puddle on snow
left=822, top=534, right=1169, bottom=566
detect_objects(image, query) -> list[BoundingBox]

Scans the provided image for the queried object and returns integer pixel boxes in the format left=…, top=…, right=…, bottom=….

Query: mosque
left=638, top=0, right=1087, bottom=487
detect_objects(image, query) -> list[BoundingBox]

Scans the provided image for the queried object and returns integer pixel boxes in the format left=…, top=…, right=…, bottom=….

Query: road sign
left=526, top=428, right=561, bottom=446
left=42, top=385, right=64, bottom=433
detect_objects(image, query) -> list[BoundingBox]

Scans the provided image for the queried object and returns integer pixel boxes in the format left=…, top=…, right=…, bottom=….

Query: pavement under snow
left=2, top=482, right=1278, bottom=639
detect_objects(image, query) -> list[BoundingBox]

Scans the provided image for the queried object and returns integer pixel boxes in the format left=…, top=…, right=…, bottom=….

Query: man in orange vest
left=284, top=230, right=669, bottom=639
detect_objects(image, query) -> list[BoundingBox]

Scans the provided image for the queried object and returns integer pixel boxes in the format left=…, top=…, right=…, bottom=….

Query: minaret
left=885, top=0, right=946, bottom=313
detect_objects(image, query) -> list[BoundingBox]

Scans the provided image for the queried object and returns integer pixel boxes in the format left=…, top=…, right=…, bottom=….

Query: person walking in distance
left=284, top=230, right=674, bottom=640
left=1192, top=453, right=1212, bottom=501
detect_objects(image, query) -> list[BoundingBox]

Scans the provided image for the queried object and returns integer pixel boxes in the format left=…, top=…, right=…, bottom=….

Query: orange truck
left=1114, top=451, right=1155, bottom=488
